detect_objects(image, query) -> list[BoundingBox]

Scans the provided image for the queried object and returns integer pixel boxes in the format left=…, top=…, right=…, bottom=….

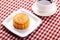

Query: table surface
left=0, top=0, right=60, bottom=40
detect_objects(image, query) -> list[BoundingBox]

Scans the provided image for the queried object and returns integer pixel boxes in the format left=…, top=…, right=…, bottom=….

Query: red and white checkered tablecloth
left=0, top=0, right=60, bottom=40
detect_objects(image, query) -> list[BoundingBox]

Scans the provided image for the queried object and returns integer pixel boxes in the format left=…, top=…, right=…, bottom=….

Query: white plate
left=32, top=2, right=57, bottom=16
left=2, top=8, right=42, bottom=37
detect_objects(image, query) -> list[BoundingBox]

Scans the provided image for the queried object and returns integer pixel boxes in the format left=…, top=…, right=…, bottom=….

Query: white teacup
left=36, top=0, right=55, bottom=12
left=32, top=0, right=57, bottom=16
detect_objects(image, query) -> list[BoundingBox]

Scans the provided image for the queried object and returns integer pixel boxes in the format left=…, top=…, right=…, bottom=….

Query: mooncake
left=13, top=13, right=29, bottom=30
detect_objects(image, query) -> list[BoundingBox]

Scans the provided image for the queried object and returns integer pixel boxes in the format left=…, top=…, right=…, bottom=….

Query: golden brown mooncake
left=13, top=13, right=29, bottom=30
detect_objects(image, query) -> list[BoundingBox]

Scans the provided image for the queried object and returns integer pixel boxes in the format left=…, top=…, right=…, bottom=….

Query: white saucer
left=32, top=2, right=57, bottom=16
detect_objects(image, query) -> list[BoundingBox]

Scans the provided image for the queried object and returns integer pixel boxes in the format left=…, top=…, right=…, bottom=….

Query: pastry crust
left=13, top=13, right=29, bottom=30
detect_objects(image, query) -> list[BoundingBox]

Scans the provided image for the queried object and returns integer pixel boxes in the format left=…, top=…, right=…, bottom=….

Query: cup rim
left=36, top=1, right=55, bottom=6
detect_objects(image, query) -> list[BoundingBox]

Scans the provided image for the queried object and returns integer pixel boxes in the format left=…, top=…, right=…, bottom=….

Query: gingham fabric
left=0, top=0, right=60, bottom=40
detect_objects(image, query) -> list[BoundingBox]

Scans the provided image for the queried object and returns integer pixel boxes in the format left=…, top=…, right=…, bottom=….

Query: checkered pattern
left=0, top=0, right=60, bottom=40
